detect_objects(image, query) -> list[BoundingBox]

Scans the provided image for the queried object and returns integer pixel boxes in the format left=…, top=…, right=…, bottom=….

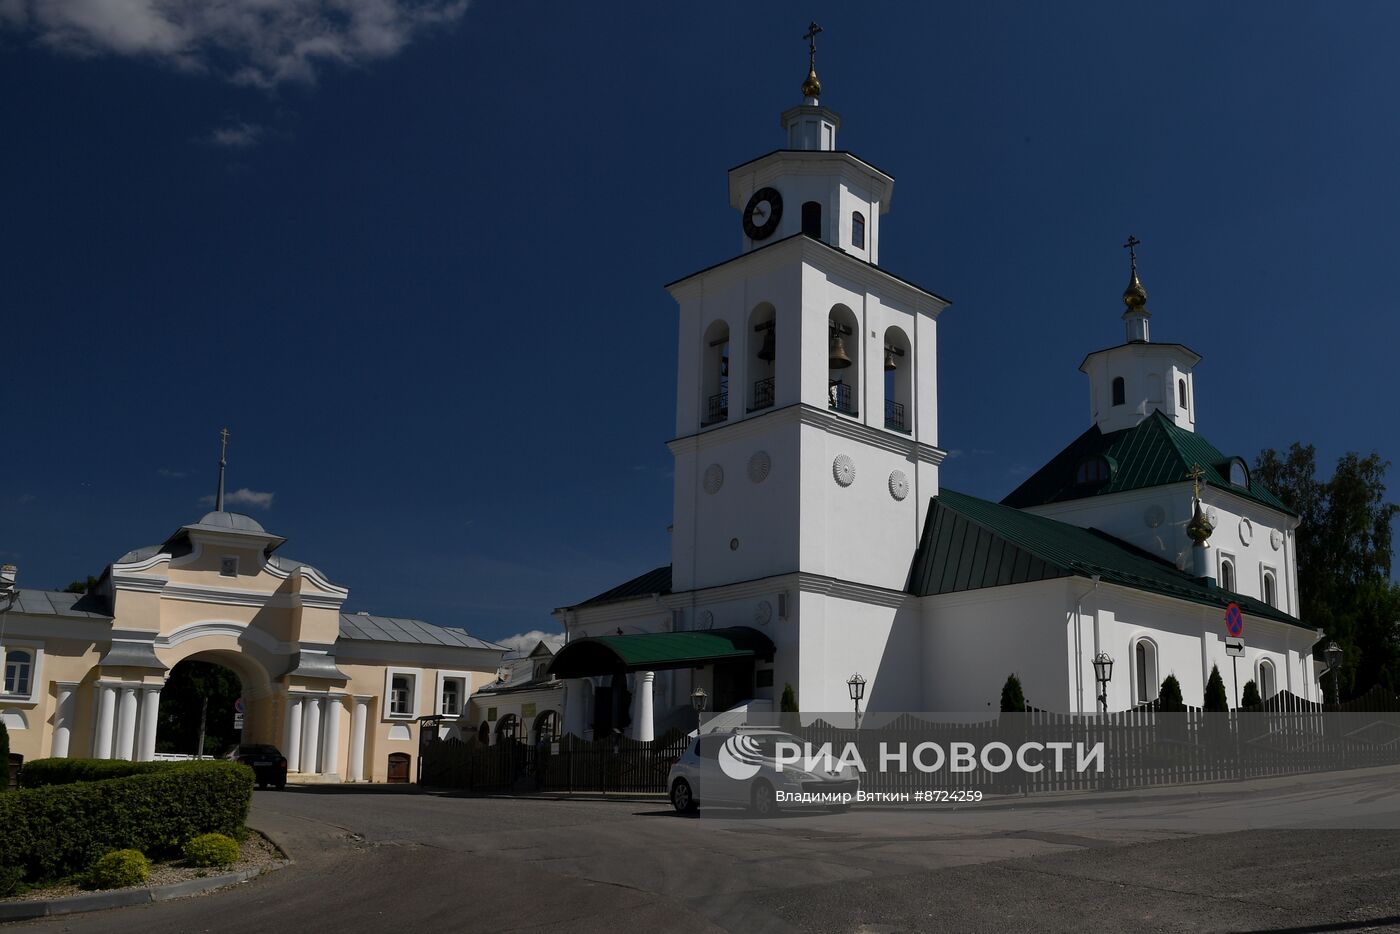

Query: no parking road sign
left=1224, top=602, right=1244, bottom=639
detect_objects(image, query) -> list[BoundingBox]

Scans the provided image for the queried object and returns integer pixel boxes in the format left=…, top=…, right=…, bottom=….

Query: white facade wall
left=1082, top=343, right=1199, bottom=433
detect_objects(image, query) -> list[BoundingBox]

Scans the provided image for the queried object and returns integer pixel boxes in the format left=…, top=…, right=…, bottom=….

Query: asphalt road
left=15, top=767, right=1400, bottom=933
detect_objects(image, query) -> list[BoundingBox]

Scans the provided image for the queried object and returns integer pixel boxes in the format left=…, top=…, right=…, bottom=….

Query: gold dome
left=802, top=67, right=822, bottom=100
left=1123, top=269, right=1148, bottom=310
left=1187, top=497, right=1213, bottom=545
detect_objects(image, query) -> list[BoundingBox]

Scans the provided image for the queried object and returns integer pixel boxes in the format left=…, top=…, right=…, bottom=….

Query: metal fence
left=421, top=729, right=690, bottom=794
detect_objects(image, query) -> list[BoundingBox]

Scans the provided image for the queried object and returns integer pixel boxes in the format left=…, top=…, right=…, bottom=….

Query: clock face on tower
left=743, top=187, right=783, bottom=241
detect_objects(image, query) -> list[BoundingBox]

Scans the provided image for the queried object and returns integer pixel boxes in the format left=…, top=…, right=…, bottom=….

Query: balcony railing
left=828, top=380, right=856, bottom=416
left=750, top=377, right=775, bottom=412
left=885, top=399, right=908, bottom=433
left=704, top=389, right=728, bottom=425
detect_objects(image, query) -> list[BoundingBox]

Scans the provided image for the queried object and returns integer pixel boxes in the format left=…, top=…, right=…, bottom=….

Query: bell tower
left=665, top=27, right=950, bottom=598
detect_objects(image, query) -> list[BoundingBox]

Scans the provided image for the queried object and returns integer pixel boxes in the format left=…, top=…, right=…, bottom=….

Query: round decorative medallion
left=755, top=600, right=773, bottom=626
left=832, top=454, right=856, bottom=488
left=748, top=450, right=772, bottom=484
left=1144, top=505, right=1166, bottom=529
left=888, top=470, right=909, bottom=501
left=703, top=463, right=724, bottom=495
left=1239, top=517, right=1254, bottom=546
left=697, top=610, right=714, bottom=630
left=1206, top=507, right=1219, bottom=529
left=1270, top=528, right=1283, bottom=551
left=729, top=537, right=739, bottom=551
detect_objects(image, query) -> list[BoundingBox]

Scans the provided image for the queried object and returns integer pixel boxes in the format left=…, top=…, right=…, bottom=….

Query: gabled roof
left=909, top=489, right=1307, bottom=629
left=572, top=565, right=672, bottom=609
left=338, top=613, right=507, bottom=651
left=1001, top=410, right=1294, bottom=516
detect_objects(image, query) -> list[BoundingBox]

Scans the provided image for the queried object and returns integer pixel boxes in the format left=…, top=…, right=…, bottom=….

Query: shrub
left=19, top=758, right=172, bottom=789
left=780, top=683, right=798, bottom=714
left=1204, top=664, right=1229, bottom=712
left=999, top=674, right=1026, bottom=712
left=1241, top=679, right=1262, bottom=709
left=1159, top=675, right=1185, bottom=712
left=0, top=863, right=22, bottom=898
left=183, top=832, right=240, bottom=868
left=0, top=760, right=253, bottom=886
left=88, top=850, right=149, bottom=889
left=1, top=721, right=9, bottom=773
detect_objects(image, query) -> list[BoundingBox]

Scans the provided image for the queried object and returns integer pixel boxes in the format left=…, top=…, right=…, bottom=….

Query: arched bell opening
left=748, top=302, right=777, bottom=412
left=882, top=325, right=911, bottom=433
left=827, top=304, right=859, bottom=416
left=701, top=319, right=730, bottom=426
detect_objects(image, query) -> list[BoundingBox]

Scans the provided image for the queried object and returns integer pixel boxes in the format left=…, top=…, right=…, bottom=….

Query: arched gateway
left=0, top=505, right=505, bottom=783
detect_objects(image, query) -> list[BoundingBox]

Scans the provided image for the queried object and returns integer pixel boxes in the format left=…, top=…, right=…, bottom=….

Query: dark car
left=224, top=744, right=288, bottom=789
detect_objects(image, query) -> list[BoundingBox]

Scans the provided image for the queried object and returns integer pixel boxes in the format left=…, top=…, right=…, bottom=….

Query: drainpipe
left=1074, top=575, right=1101, bottom=716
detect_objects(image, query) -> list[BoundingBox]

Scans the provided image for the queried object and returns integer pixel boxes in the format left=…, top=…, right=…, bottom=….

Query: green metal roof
left=549, top=626, right=775, bottom=677
left=1001, top=410, right=1294, bottom=516
left=909, top=489, right=1308, bottom=630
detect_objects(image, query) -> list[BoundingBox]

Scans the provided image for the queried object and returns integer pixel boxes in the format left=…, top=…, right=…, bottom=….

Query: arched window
left=1228, top=459, right=1249, bottom=488
left=1263, top=571, right=1277, bottom=608
left=1132, top=639, right=1160, bottom=706
left=1178, top=378, right=1188, bottom=408
left=1258, top=659, right=1276, bottom=700
left=883, top=326, right=911, bottom=432
left=802, top=201, right=822, bottom=238
left=851, top=211, right=866, bottom=249
left=496, top=713, right=520, bottom=744
left=701, top=319, right=730, bottom=425
left=748, top=303, right=776, bottom=412
left=1111, top=377, right=1125, bottom=406
left=827, top=305, right=859, bottom=416
left=534, top=709, right=560, bottom=742
left=1220, top=558, right=1235, bottom=592
left=3, top=650, right=32, bottom=696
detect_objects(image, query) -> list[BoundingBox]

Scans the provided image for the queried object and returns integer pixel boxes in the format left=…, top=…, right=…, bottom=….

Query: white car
left=667, top=728, right=860, bottom=817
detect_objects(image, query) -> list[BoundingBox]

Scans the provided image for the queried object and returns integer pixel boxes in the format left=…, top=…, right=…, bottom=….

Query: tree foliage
left=1158, top=675, right=1185, bottom=711
left=1241, top=679, right=1262, bottom=709
left=1204, top=664, right=1229, bottom=712
left=780, top=683, right=798, bottom=713
left=999, top=673, right=1026, bottom=712
left=1255, top=444, right=1400, bottom=697
left=157, top=660, right=242, bottom=756
left=61, top=576, right=99, bottom=594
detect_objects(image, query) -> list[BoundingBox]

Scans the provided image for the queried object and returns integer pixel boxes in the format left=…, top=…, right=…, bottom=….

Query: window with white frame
left=384, top=668, right=420, bottom=719
left=1133, top=638, right=1159, bottom=706
left=1219, top=555, right=1236, bottom=592
left=1262, top=569, right=1277, bottom=608
left=1258, top=658, right=1276, bottom=700
left=3, top=650, right=33, bottom=696
left=440, top=677, right=464, bottom=716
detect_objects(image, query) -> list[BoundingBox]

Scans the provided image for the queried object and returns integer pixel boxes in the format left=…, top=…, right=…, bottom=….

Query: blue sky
left=2, top=2, right=1397, bottom=645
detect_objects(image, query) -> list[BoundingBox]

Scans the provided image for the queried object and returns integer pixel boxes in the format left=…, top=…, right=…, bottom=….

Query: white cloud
left=198, top=487, right=274, bottom=509
left=0, top=0, right=470, bottom=87
left=496, top=630, right=565, bottom=654
left=208, top=120, right=261, bottom=147
left=157, top=467, right=188, bottom=479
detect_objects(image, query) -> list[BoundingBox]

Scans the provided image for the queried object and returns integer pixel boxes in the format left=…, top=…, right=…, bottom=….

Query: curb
left=0, top=835, right=291, bottom=925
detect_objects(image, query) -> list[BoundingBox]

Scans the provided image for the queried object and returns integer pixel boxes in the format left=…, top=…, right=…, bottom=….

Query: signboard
left=1225, top=602, right=1244, bottom=638
left=233, top=697, right=244, bottom=714
left=1225, top=637, right=1245, bottom=658
left=233, top=713, right=245, bottom=730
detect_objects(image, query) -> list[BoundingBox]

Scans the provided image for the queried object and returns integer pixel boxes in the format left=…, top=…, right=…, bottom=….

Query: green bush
left=1000, top=674, right=1026, bottom=712
left=780, top=683, right=798, bottom=713
left=183, top=832, right=240, bottom=868
left=0, top=760, right=253, bottom=886
left=1, top=721, right=9, bottom=773
left=1241, top=679, right=1262, bottom=709
left=88, top=849, right=149, bottom=889
left=19, top=758, right=172, bottom=789
left=0, top=863, right=22, bottom=898
left=1159, top=675, right=1185, bottom=712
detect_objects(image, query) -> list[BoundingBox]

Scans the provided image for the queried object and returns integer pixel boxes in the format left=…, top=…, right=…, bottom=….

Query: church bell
left=828, top=331, right=852, bottom=369
left=757, top=326, right=776, bottom=362
left=884, top=346, right=897, bottom=371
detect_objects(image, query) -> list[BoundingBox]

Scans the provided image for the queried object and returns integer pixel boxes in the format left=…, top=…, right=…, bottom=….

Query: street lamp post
left=1323, top=641, right=1344, bottom=705
left=846, top=673, right=866, bottom=729
left=690, top=686, right=707, bottom=734
left=1092, top=652, right=1114, bottom=714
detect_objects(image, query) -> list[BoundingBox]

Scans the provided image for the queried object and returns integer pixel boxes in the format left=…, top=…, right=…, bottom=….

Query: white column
left=93, top=684, right=117, bottom=759
left=348, top=696, right=369, bottom=782
left=320, top=695, right=342, bottom=777
left=301, top=696, right=322, bottom=775
left=562, top=679, right=588, bottom=738
left=284, top=694, right=304, bottom=772
left=115, top=687, right=139, bottom=761
left=138, top=686, right=161, bottom=761
left=51, top=683, right=79, bottom=759
left=632, top=671, right=655, bottom=742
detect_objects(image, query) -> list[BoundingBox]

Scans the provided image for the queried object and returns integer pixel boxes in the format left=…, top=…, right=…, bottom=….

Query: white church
left=544, top=45, right=1322, bottom=738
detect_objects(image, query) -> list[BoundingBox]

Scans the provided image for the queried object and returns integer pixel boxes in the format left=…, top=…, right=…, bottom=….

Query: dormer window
left=1111, top=377, right=1125, bottom=407
left=1228, top=459, right=1249, bottom=488
left=852, top=211, right=866, bottom=249
left=1075, top=456, right=1112, bottom=485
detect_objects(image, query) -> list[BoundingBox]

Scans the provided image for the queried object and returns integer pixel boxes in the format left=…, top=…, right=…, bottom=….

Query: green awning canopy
left=548, top=626, right=775, bottom=677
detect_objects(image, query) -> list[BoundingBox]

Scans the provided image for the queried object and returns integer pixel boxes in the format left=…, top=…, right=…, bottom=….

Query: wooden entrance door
left=387, top=752, right=411, bottom=784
